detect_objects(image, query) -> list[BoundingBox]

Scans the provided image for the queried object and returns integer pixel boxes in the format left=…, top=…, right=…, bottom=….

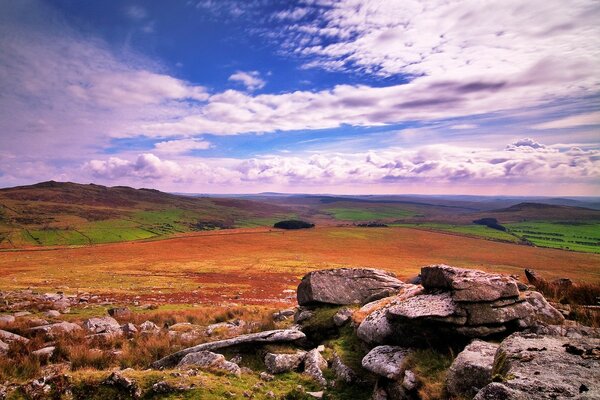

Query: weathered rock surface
left=264, top=351, right=306, bottom=374
left=139, top=320, right=160, bottom=333
left=333, top=307, right=353, bottom=326
left=44, top=310, right=61, bottom=318
left=331, top=353, right=356, bottom=383
left=421, top=264, right=519, bottom=302
left=108, top=307, right=131, bottom=319
left=0, top=315, right=15, bottom=325
left=178, top=351, right=241, bottom=376
left=477, top=332, right=600, bottom=399
left=0, top=340, right=8, bottom=354
left=297, top=268, right=404, bottom=306
left=152, top=328, right=306, bottom=368
left=29, top=321, right=81, bottom=337
left=83, top=317, right=121, bottom=335
left=304, top=348, right=327, bottom=386
left=446, top=340, right=498, bottom=399
left=361, top=345, right=410, bottom=380
left=0, top=329, right=29, bottom=344
left=523, top=291, right=565, bottom=325
left=103, top=371, right=141, bottom=398
left=32, top=346, right=55, bottom=359
left=387, top=292, right=463, bottom=322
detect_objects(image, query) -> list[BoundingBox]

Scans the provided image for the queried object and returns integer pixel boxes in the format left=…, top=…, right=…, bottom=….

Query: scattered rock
left=107, top=307, right=131, bottom=319
left=83, top=317, right=121, bottom=335
left=259, top=371, right=275, bottom=381
left=29, top=321, right=81, bottom=337
left=44, top=310, right=61, bottom=318
left=264, top=351, right=306, bottom=374
left=297, top=268, right=404, bottom=306
left=152, top=328, right=306, bottom=369
left=0, top=329, right=29, bottom=344
left=103, top=371, right=141, bottom=398
left=273, top=308, right=296, bottom=322
left=362, top=345, right=410, bottom=380
left=306, top=391, right=324, bottom=399
left=421, top=264, right=519, bottom=302
left=294, top=308, right=315, bottom=324
left=0, top=315, right=15, bottom=325
left=121, top=323, right=138, bottom=336
left=304, top=348, right=327, bottom=386
left=402, top=369, right=418, bottom=391
left=333, top=308, right=353, bottom=326
left=331, top=353, right=356, bottom=383
left=32, top=346, right=55, bottom=359
left=178, top=351, right=241, bottom=376
left=13, top=311, right=31, bottom=318
left=0, top=340, right=8, bottom=355
left=446, top=340, right=498, bottom=399
left=139, top=320, right=160, bottom=333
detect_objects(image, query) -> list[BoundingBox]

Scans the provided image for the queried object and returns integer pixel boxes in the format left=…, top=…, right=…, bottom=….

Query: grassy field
left=324, top=206, right=418, bottom=221
left=1, top=227, right=598, bottom=304
left=392, top=223, right=520, bottom=243
left=506, top=221, right=600, bottom=253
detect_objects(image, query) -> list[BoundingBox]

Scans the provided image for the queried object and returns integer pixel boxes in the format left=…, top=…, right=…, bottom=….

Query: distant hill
left=481, top=202, right=600, bottom=222
left=0, top=181, right=294, bottom=248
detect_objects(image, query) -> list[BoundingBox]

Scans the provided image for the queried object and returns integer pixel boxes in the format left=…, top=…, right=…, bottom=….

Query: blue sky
left=0, top=0, right=599, bottom=194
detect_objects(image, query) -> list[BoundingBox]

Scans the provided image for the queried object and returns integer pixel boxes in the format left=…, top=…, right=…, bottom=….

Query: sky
left=0, top=0, right=599, bottom=195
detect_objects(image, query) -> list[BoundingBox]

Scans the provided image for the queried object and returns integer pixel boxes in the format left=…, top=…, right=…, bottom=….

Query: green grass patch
left=393, top=223, right=520, bottom=242
left=505, top=221, right=600, bottom=253
left=403, top=348, right=454, bottom=400
left=324, top=207, right=416, bottom=221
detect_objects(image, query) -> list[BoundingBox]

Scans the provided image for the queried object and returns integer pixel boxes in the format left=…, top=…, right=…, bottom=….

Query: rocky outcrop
left=152, top=328, right=306, bottom=368
left=178, top=351, right=241, bottom=376
left=477, top=332, right=600, bottom=399
left=331, top=353, right=356, bottom=383
left=297, top=268, right=404, bottom=306
left=421, top=264, right=519, bottom=302
left=361, top=345, right=410, bottom=380
left=446, top=340, right=498, bottom=399
left=264, top=351, right=306, bottom=374
left=358, top=265, right=564, bottom=345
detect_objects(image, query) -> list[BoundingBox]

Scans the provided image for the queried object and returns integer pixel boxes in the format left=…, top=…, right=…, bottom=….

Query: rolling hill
left=0, top=181, right=296, bottom=248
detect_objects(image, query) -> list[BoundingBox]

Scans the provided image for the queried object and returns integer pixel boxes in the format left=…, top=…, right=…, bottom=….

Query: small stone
left=44, top=310, right=61, bottom=318
left=264, top=351, right=306, bottom=374
left=333, top=308, right=353, bottom=326
left=362, top=346, right=410, bottom=380
left=260, top=372, right=275, bottom=381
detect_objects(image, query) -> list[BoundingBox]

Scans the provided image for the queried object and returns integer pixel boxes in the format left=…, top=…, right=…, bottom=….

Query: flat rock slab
left=152, top=328, right=306, bottom=369
left=477, top=332, right=600, bottom=399
left=446, top=340, right=498, bottom=398
left=421, top=264, right=519, bottom=302
left=361, top=345, right=410, bottom=380
left=297, top=268, right=404, bottom=306
left=387, top=292, right=458, bottom=320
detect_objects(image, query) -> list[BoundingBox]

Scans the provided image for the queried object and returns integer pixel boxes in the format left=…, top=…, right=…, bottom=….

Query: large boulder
left=387, top=292, right=466, bottom=324
left=297, top=268, right=404, bottom=306
left=29, top=321, right=81, bottom=337
left=152, top=328, right=306, bottom=368
left=477, top=332, right=600, bottom=399
left=446, top=340, right=498, bottom=399
left=421, top=264, right=519, bottom=302
left=361, top=345, right=410, bottom=380
left=264, top=351, right=306, bottom=374
left=178, top=350, right=241, bottom=376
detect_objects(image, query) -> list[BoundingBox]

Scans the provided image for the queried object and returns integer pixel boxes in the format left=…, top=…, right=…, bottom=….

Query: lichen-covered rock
left=139, top=320, right=160, bottom=333
left=297, top=268, right=404, bottom=306
left=461, top=300, right=533, bottom=326
left=29, top=321, right=81, bottom=337
left=0, top=329, right=29, bottom=344
left=421, top=265, right=519, bottom=302
left=0, top=340, right=8, bottom=355
left=0, top=315, right=15, bottom=325
left=178, top=350, right=241, bottom=376
left=83, top=317, right=121, bottom=335
left=473, top=382, right=526, bottom=400
left=387, top=292, right=463, bottom=322
left=153, top=328, right=306, bottom=368
left=304, top=348, right=327, bottom=386
left=264, top=351, right=306, bottom=374
left=103, top=371, right=141, bottom=399
left=478, top=332, right=600, bottom=399
left=446, top=340, right=498, bottom=399
left=331, top=353, right=356, bottom=383
left=361, top=346, right=410, bottom=380
left=522, top=291, right=565, bottom=326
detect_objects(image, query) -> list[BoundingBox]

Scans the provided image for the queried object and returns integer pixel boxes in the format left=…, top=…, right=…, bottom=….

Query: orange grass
left=0, top=227, right=598, bottom=303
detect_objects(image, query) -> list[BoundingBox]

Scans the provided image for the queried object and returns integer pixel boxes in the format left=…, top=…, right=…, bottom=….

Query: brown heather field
left=1, top=226, right=598, bottom=306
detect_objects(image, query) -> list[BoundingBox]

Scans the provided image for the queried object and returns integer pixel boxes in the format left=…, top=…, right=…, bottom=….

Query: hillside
left=487, top=202, right=600, bottom=222
left=0, top=181, right=295, bottom=248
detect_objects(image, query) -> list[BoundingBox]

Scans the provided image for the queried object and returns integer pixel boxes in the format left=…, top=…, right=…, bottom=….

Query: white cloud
left=228, top=71, right=266, bottom=91
left=154, top=138, right=211, bottom=154
left=85, top=154, right=182, bottom=180
left=274, top=8, right=309, bottom=21
left=531, top=111, right=600, bottom=130
left=126, top=5, right=147, bottom=20
left=449, top=124, right=477, bottom=130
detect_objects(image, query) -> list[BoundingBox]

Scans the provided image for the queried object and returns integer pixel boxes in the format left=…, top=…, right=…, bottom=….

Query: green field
left=505, top=221, right=600, bottom=253
left=324, top=206, right=418, bottom=221
left=393, top=223, right=520, bottom=242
